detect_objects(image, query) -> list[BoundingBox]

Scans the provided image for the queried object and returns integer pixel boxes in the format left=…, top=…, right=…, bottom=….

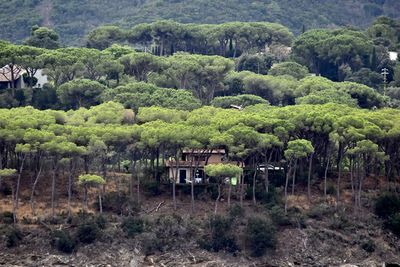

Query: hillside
left=1, top=0, right=400, bottom=46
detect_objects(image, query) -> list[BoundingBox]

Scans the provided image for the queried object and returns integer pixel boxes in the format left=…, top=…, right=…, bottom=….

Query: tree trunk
left=324, top=157, right=330, bottom=199
left=15, top=153, right=27, bottom=209
left=291, top=159, right=298, bottom=195
left=67, top=160, right=75, bottom=220
left=98, top=187, right=103, bottom=213
left=214, top=182, right=222, bottom=215
left=30, top=158, right=43, bottom=217
left=307, top=153, right=314, bottom=202
left=252, top=163, right=258, bottom=206
left=285, top=160, right=293, bottom=214
left=240, top=173, right=244, bottom=207
left=51, top=159, right=58, bottom=221
left=228, top=179, right=232, bottom=207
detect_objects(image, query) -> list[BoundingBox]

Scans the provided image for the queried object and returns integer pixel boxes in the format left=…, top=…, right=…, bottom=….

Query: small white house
left=0, top=65, right=48, bottom=89
left=389, top=51, right=398, bottom=61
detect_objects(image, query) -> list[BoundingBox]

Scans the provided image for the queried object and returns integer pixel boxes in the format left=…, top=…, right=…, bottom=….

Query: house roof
left=0, top=65, right=26, bottom=82
left=182, top=149, right=226, bottom=154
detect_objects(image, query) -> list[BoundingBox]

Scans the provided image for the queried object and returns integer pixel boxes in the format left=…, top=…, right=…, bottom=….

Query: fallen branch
left=146, top=201, right=165, bottom=214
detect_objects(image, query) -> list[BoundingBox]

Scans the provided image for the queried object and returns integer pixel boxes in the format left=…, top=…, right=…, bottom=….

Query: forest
left=0, top=15, right=400, bottom=265
left=1, top=0, right=400, bottom=45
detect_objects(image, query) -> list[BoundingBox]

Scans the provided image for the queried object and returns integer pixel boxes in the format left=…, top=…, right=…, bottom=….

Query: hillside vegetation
left=1, top=0, right=400, bottom=45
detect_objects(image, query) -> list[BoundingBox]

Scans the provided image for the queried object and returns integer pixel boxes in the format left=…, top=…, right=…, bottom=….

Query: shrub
left=76, top=222, right=100, bottom=244
left=386, top=213, right=400, bottom=236
left=198, top=215, right=239, bottom=253
left=153, top=214, right=186, bottom=248
left=98, top=191, right=129, bottom=214
left=95, top=215, right=107, bottom=229
left=228, top=204, right=245, bottom=220
left=4, top=227, right=23, bottom=248
left=121, top=216, right=144, bottom=237
left=245, top=216, right=277, bottom=257
left=375, top=193, right=400, bottom=219
left=0, top=184, right=12, bottom=196
left=307, top=203, right=333, bottom=220
left=97, top=191, right=141, bottom=216
left=269, top=206, right=290, bottom=226
left=52, top=230, right=76, bottom=253
left=142, top=180, right=161, bottom=196
left=361, top=238, right=376, bottom=253
left=139, top=232, right=162, bottom=255
left=326, top=183, right=336, bottom=195
left=0, top=211, right=14, bottom=224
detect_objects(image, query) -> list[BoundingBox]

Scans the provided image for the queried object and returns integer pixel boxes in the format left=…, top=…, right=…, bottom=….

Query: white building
left=0, top=65, right=48, bottom=89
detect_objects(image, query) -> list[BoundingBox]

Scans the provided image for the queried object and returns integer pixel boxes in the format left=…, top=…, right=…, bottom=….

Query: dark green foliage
left=307, top=203, right=334, bottom=220
left=141, top=180, right=161, bottom=196
left=375, top=193, right=400, bottom=219
left=228, top=204, right=245, bottom=220
left=198, top=215, right=239, bottom=253
left=386, top=213, right=400, bottom=236
left=211, top=94, right=269, bottom=109
left=96, top=191, right=141, bottom=216
left=76, top=222, right=100, bottom=244
left=361, top=238, right=376, bottom=253
left=245, top=216, right=277, bottom=257
left=237, top=54, right=275, bottom=74
left=95, top=215, right=107, bottom=230
left=0, top=211, right=14, bottom=224
left=51, top=230, right=76, bottom=253
left=121, top=217, right=144, bottom=237
left=1, top=1, right=398, bottom=46
left=4, top=226, right=23, bottom=248
left=270, top=205, right=291, bottom=226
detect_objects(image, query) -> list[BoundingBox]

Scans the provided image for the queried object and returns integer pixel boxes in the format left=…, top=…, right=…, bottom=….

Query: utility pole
left=381, top=68, right=389, bottom=96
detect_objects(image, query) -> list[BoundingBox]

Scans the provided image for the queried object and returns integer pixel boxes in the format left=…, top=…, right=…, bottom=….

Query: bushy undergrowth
left=198, top=215, right=239, bottom=253
left=51, top=230, right=76, bottom=253
left=375, top=193, right=400, bottom=236
left=0, top=211, right=14, bottom=224
left=3, top=226, right=23, bottom=248
left=245, top=216, right=277, bottom=257
left=76, top=222, right=100, bottom=244
left=121, top=216, right=144, bottom=237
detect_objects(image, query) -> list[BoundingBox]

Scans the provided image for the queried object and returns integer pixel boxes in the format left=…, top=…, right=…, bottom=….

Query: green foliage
left=76, top=222, right=100, bottom=244
left=4, top=226, right=23, bottom=248
left=211, top=94, right=269, bottom=109
left=57, top=79, right=107, bottom=109
left=204, top=163, right=242, bottom=179
left=0, top=211, right=14, bottom=224
left=0, top=168, right=17, bottom=177
left=121, top=216, right=144, bottom=237
left=1, top=1, right=397, bottom=46
left=24, top=26, right=60, bottom=49
left=78, top=174, right=106, bottom=186
left=198, top=215, right=239, bottom=253
left=102, top=82, right=201, bottom=112
left=386, top=213, right=400, bottom=236
left=245, top=216, right=277, bottom=257
left=375, top=193, right=400, bottom=219
left=51, top=229, right=76, bottom=253
left=269, top=62, right=309, bottom=80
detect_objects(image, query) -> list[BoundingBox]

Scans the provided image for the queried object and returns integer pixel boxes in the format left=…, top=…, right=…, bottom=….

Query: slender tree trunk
left=98, top=187, right=103, bottom=213
left=252, top=163, right=258, bottom=206
left=240, top=173, right=244, bottom=207
left=285, top=160, right=293, bottom=214
left=291, top=159, right=298, bottom=195
left=12, top=181, right=17, bottom=223
left=324, top=157, right=330, bottom=199
left=51, top=159, right=58, bottom=220
left=15, top=153, right=27, bottom=209
left=30, top=159, right=43, bottom=217
left=307, top=153, right=314, bottom=202
left=228, top=179, right=232, bottom=207
left=137, top=160, right=141, bottom=203
left=337, top=156, right=342, bottom=203
left=214, top=182, right=222, bottom=215
left=67, top=159, right=75, bottom=220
